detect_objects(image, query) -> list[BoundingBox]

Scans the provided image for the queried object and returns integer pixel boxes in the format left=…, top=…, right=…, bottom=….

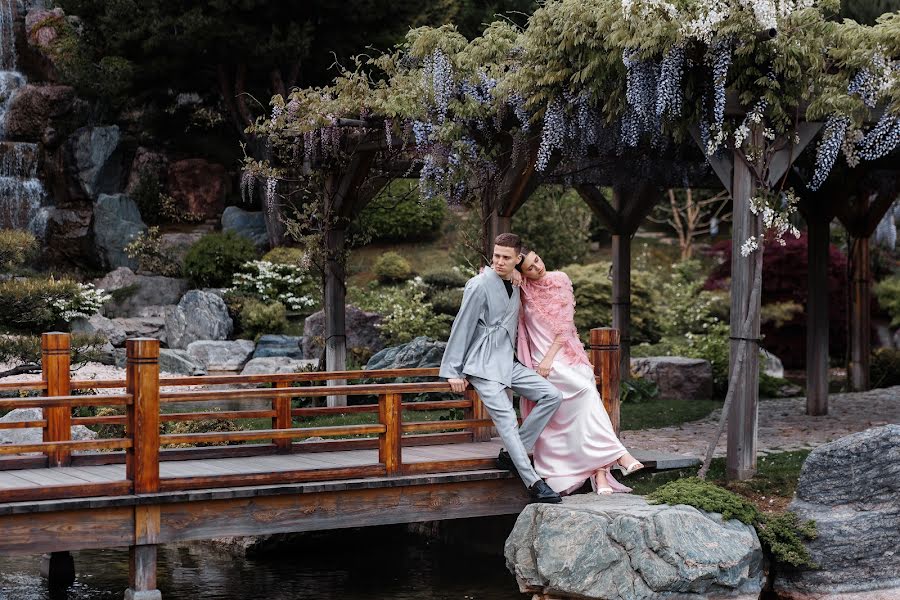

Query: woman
left=514, top=247, right=643, bottom=495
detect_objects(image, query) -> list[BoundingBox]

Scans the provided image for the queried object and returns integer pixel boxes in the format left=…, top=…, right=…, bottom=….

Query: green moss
left=647, top=477, right=762, bottom=525
left=757, top=512, right=818, bottom=569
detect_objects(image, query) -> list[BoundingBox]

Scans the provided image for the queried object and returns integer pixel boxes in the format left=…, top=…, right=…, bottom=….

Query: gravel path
left=620, top=385, right=900, bottom=458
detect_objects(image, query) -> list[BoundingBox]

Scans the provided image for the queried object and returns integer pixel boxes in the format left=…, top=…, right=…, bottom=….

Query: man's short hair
left=494, top=233, right=522, bottom=254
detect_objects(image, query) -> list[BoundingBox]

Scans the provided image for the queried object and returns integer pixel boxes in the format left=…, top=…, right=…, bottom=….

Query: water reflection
left=0, top=526, right=522, bottom=600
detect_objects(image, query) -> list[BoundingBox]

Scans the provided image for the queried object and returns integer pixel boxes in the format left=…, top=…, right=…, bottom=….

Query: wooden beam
left=766, top=123, right=823, bottom=187
left=806, top=210, right=830, bottom=415
left=621, top=184, right=661, bottom=233
left=576, top=185, right=622, bottom=232
left=727, top=134, right=762, bottom=481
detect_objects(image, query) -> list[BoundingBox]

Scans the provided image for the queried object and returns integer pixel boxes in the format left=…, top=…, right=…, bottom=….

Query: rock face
left=165, top=290, right=233, bottom=349
left=303, top=305, right=384, bottom=360
left=0, top=408, right=97, bottom=446
left=252, top=334, right=304, bottom=360
left=67, top=126, right=122, bottom=198
left=125, top=147, right=169, bottom=195
left=774, top=425, right=900, bottom=599
left=92, top=194, right=146, bottom=270
left=159, top=349, right=206, bottom=376
left=221, top=206, right=268, bottom=249
left=167, top=158, right=228, bottom=218
left=186, top=340, right=255, bottom=371
left=365, top=337, right=446, bottom=370
left=43, top=207, right=94, bottom=266
left=630, top=356, right=713, bottom=400
left=506, top=494, right=764, bottom=600
left=4, top=84, right=76, bottom=141
left=93, top=267, right=188, bottom=317
left=241, top=357, right=318, bottom=375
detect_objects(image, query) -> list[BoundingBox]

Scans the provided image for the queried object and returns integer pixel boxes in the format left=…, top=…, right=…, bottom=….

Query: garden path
left=620, top=386, right=900, bottom=458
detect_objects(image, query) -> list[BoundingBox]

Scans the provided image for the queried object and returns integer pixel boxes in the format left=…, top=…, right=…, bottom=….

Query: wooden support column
left=591, top=328, right=621, bottom=435
left=849, top=234, right=871, bottom=391
left=272, top=381, right=292, bottom=453
left=41, top=332, right=71, bottom=467
left=324, top=228, right=348, bottom=407
left=378, top=393, right=402, bottom=475
left=727, top=144, right=762, bottom=481
left=125, top=338, right=162, bottom=600
left=611, top=187, right=632, bottom=381
left=806, top=211, right=830, bottom=415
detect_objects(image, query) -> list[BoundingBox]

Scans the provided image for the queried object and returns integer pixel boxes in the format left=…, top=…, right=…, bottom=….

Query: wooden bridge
left=0, top=328, right=690, bottom=599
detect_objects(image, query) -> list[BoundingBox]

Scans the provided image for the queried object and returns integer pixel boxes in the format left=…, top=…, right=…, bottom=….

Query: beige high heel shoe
left=590, top=468, right=614, bottom=495
left=618, top=454, right=645, bottom=476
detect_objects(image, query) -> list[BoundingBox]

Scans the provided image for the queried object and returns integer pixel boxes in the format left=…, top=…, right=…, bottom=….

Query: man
left=439, top=233, right=563, bottom=503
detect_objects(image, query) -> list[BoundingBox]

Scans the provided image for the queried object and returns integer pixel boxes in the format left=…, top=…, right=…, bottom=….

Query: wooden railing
left=0, top=329, right=621, bottom=503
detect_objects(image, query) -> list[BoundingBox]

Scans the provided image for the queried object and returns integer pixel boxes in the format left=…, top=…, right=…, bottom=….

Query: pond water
left=0, top=526, right=523, bottom=600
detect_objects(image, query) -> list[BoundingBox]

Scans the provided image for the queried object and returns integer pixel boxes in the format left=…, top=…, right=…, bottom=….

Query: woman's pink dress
left=517, top=271, right=631, bottom=494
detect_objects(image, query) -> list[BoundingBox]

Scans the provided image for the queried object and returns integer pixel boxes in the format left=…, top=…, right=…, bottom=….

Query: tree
left=650, top=189, right=731, bottom=260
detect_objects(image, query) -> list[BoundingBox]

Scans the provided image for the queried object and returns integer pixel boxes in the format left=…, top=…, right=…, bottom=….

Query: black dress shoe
left=528, top=479, right=562, bottom=504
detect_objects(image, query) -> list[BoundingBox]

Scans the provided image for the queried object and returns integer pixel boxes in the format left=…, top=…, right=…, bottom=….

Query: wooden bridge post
left=590, top=328, right=621, bottom=435
left=42, top=332, right=72, bottom=467
left=465, top=387, right=491, bottom=442
left=273, top=381, right=292, bottom=453
left=378, top=393, right=402, bottom=475
left=125, top=338, right=162, bottom=600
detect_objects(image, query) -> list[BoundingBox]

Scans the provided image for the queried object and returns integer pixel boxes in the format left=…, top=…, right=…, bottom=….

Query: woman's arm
left=536, top=333, right=566, bottom=377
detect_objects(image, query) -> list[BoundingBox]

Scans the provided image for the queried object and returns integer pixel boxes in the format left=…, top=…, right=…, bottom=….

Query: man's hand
left=447, top=378, right=468, bottom=394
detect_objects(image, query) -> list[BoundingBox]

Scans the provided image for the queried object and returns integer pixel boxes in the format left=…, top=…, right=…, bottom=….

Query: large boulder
left=158, top=230, right=208, bottom=263
left=506, top=494, right=764, bottom=600
left=43, top=206, right=94, bottom=266
left=125, top=147, right=169, bottom=195
left=0, top=408, right=97, bottom=447
left=221, top=206, right=268, bottom=249
left=92, top=194, right=146, bottom=270
left=167, top=158, right=228, bottom=218
left=774, top=425, right=900, bottom=599
left=71, top=314, right=127, bottom=346
left=159, top=349, right=207, bottom=376
left=365, top=336, right=446, bottom=370
left=241, top=357, right=318, bottom=375
left=93, top=267, right=189, bottom=317
left=630, top=356, right=713, bottom=400
left=4, top=84, right=76, bottom=142
left=186, top=340, right=255, bottom=371
left=165, top=290, right=233, bottom=349
left=303, top=305, right=385, bottom=360
left=67, top=126, right=122, bottom=198
left=252, top=334, right=304, bottom=360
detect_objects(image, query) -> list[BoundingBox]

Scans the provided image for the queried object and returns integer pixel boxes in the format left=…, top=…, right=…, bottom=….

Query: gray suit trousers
left=469, top=363, right=563, bottom=487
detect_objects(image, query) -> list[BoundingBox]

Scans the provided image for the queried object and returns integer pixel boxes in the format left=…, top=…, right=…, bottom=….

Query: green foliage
left=373, top=252, right=413, bottom=284
left=422, top=268, right=469, bottom=289
left=513, top=186, right=592, bottom=270
left=759, top=373, right=794, bottom=398
left=230, top=260, right=320, bottom=312
left=874, top=276, right=900, bottom=327
left=648, top=477, right=819, bottom=569
left=353, top=180, right=448, bottom=243
left=262, top=246, right=305, bottom=265
left=657, top=260, right=729, bottom=338
left=620, top=377, right=659, bottom=403
left=761, top=301, right=805, bottom=328
left=350, top=281, right=453, bottom=345
left=564, top=262, right=663, bottom=344
left=124, top=226, right=183, bottom=277
left=183, top=231, right=258, bottom=288
left=428, top=288, right=464, bottom=316
left=163, top=413, right=242, bottom=447
left=239, top=299, right=288, bottom=339
left=871, top=348, right=900, bottom=388
left=131, top=172, right=204, bottom=225
left=0, top=332, right=109, bottom=370
left=0, top=278, right=110, bottom=333
left=841, top=0, right=900, bottom=24
left=0, top=230, right=38, bottom=271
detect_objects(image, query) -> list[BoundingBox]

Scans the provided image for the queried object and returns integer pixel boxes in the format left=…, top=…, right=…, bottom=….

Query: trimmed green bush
left=0, top=229, right=38, bottom=271
left=239, top=299, right=288, bottom=339
left=374, top=252, right=413, bottom=284
left=262, top=246, right=306, bottom=265
left=513, top=186, right=592, bottom=270
left=871, top=348, right=900, bottom=389
left=422, top=268, right=469, bottom=289
left=428, top=288, right=464, bottom=316
left=353, top=180, right=447, bottom=242
left=564, top=262, right=663, bottom=344
left=350, top=281, right=452, bottom=345
left=183, top=231, right=257, bottom=288
left=874, top=276, right=900, bottom=327
left=0, top=278, right=110, bottom=333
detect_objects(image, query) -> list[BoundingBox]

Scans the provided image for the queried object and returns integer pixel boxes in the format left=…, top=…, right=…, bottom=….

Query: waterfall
left=0, top=0, right=48, bottom=237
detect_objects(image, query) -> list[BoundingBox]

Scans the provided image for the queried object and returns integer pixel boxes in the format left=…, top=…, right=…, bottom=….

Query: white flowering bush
left=51, top=283, right=112, bottom=322
left=0, top=278, right=111, bottom=333
left=229, top=260, right=320, bottom=312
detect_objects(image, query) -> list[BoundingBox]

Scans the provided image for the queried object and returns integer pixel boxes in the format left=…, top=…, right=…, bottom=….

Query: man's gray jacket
left=439, top=268, right=519, bottom=387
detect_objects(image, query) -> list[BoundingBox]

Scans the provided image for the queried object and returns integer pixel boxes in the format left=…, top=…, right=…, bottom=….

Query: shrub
left=428, top=288, right=463, bottom=316
left=648, top=477, right=817, bottom=568
left=183, top=231, right=257, bottom=288
left=871, top=348, right=900, bottom=389
left=512, top=186, right=592, bottom=270
left=163, top=414, right=242, bottom=447
left=353, top=180, right=447, bottom=242
left=124, top=226, right=182, bottom=277
left=0, top=229, right=38, bottom=271
left=564, top=262, right=663, bottom=345
left=262, top=246, right=306, bottom=266
left=239, top=299, right=288, bottom=339
left=131, top=173, right=203, bottom=225
left=0, top=278, right=110, bottom=332
left=230, top=260, right=320, bottom=313
left=422, top=268, right=469, bottom=289
left=0, top=332, right=109, bottom=372
left=874, top=276, right=900, bottom=327
left=620, top=377, right=659, bottom=403
left=374, top=252, right=413, bottom=284
left=350, top=281, right=452, bottom=345
left=657, top=260, right=729, bottom=338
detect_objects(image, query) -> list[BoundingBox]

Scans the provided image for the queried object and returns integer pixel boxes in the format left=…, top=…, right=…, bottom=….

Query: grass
left=625, top=449, right=811, bottom=514
left=620, top=398, right=722, bottom=430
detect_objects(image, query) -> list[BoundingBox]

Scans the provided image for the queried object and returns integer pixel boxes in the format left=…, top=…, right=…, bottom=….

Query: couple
left=439, top=233, right=642, bottom=503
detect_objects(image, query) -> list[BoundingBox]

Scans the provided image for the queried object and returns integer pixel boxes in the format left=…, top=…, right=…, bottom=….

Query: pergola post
left=324, top=227, right=348, bottom=407
left=611, top=187, right=632, bottom=380
left=848, top=232, right=871, bottom=391
left=806, top=210, right=830, bottom=415
left=727, top=142, right=762, bottom=481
